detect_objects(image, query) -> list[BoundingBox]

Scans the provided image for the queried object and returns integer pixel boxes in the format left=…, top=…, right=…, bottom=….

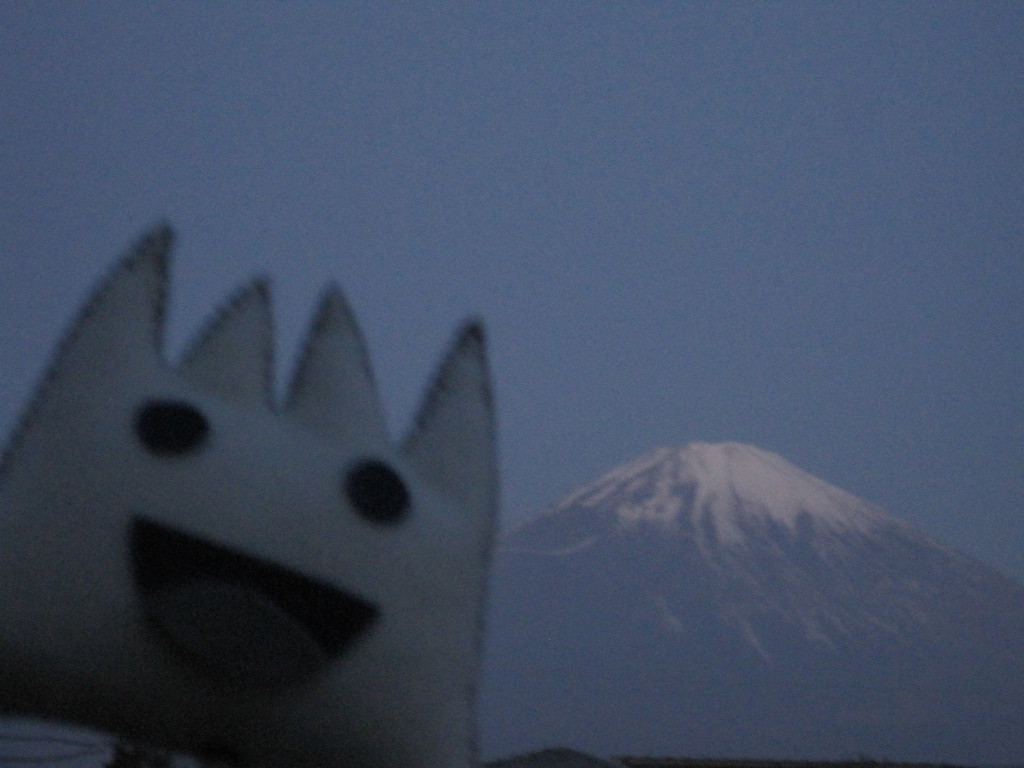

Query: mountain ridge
left=480, top=442, right=1024, bottom=764
left=507, top=443, right=931, bottom=552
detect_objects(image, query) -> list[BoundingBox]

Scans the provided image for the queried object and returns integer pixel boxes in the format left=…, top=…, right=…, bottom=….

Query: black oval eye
left=134, top=400, right=210, bottom=456
left=344, top=459, right=410, bottom=525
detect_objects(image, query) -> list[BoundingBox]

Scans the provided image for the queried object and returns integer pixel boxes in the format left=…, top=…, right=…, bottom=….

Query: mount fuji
left=478, top=443, right=1024, bottom=765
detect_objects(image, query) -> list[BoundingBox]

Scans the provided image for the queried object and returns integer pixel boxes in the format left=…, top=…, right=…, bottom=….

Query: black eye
left=135, top=400, right=210, bottom=456
left=344, top=459, right=410, bottom=525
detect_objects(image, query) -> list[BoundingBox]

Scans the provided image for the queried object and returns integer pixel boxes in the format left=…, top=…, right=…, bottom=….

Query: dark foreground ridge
left=619, top=758, right=973, bottom=768
left=483, top=749, right=980, bottom=768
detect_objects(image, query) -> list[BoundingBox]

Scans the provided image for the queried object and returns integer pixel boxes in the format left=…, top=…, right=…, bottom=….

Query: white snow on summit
left=556, top=442, right=896, bottom=547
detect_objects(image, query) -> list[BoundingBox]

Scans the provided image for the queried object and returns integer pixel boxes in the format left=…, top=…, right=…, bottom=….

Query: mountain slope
left=479, top=443, right=1024, bottom=764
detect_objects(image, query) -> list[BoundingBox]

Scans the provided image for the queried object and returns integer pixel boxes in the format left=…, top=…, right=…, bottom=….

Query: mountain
left=478, top=443, right=1024, bottom=765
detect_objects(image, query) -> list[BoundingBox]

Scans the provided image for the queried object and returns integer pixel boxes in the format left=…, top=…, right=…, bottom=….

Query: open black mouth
left=130, top=516, right=378, bottom=685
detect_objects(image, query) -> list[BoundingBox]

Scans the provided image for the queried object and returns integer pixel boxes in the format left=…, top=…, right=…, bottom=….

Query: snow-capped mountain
left=479, top=443, right=1024, bottom=765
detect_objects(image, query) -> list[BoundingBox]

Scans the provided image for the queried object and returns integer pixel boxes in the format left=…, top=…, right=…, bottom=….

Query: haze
left=1, top=3, right=1022, bottom=583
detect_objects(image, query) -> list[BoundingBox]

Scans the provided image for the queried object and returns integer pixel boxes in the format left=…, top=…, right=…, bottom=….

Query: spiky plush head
left=0, top=226, right=498, bottom=768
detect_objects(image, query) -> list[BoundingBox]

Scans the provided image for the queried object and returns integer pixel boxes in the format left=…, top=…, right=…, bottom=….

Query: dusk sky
left=2, top=0, right=1022, bottom=598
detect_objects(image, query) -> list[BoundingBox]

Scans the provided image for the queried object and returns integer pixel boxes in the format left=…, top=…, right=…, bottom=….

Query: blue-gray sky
left=2, top=3, right=1022, bottom=583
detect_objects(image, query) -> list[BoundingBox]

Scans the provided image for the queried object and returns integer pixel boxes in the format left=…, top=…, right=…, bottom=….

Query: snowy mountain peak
left=552, top=442, right=897, bottom=547
left=485, top=443, right=1024, bottom=765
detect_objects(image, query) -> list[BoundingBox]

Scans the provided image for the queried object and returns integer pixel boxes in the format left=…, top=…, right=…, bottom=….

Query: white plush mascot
left=0, top=226, right=498, bottom=768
